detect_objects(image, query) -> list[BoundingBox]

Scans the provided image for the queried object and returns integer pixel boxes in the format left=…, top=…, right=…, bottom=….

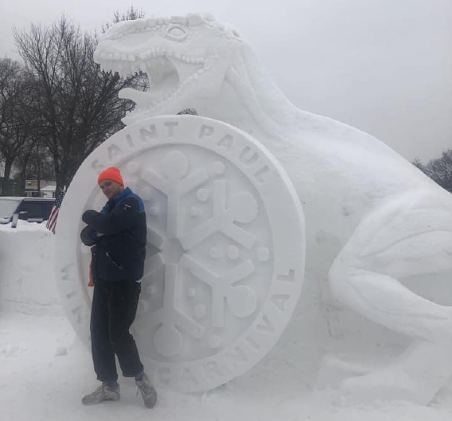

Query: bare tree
left=0, top=58, right=39, bottom=195
left=14, top=15, right=146, bottom=193
left=15, top=142, right=55, bottom=193
left=413, top=149, right=452, bottom=193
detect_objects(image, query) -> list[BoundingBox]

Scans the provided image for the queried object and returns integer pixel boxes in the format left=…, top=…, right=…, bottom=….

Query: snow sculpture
left=55, top=116, right=305, bottom=392
left=56, top=13, right=452, bottom=403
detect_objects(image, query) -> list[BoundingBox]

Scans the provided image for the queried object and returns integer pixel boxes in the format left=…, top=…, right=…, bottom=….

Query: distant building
left=25, top=180, right=57, bottom=198
left=25, top=180, right=39, bottom=196
left=40, top=184, right=56, bottom=198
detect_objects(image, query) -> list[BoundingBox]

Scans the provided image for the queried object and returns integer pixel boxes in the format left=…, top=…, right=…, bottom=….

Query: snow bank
left=0, top=221, right=62, bottom=316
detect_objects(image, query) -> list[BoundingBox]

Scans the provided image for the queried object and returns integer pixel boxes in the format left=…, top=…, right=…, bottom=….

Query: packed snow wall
left=0, top=223, right=61, bottom=316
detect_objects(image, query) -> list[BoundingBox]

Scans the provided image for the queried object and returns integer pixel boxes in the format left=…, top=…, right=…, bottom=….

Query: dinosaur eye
left=166, top=24, right=188, bottom=41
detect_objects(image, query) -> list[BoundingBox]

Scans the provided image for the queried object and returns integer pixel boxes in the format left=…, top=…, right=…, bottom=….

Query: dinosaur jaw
left=96, top=47, right=228, bottom=124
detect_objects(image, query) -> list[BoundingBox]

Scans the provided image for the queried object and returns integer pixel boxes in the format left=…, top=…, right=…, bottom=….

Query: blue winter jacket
left=80, top=188, right=147, bottom=282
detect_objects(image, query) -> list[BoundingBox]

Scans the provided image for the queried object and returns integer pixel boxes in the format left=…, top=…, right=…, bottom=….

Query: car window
left=19, top=201, right=43, bottom=220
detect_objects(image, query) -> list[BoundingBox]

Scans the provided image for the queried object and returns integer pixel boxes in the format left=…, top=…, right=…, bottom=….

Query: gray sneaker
left=82, top=383, right=120, bottom=405
left=136, top=374, right=157, bottom=408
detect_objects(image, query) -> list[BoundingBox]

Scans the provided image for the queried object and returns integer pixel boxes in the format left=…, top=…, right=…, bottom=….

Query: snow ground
left=2, top=312, right=452, bottom=421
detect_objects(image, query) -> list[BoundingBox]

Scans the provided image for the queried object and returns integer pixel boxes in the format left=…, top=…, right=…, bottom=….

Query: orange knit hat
left=97, top=167, right=124, bottom=186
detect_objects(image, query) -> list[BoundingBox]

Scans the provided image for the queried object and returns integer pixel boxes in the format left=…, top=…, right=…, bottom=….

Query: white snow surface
left=2, top=224, right=452, bottom=420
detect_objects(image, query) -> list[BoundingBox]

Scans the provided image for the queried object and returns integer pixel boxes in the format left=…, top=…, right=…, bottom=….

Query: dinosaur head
left=94, top=14, right=243, bottom=125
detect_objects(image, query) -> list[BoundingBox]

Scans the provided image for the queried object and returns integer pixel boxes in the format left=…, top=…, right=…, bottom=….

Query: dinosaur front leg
left=329, top=266, right=452, bottom=342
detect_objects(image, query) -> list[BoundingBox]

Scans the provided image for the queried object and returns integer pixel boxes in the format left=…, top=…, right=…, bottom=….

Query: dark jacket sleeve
left=82, top=197, right=140, bottom=235
left=80, top=225, right=98, bottom=246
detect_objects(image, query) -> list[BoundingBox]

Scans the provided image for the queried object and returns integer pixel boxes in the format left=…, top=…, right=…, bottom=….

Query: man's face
left=99, top=179, right=123, bottom=200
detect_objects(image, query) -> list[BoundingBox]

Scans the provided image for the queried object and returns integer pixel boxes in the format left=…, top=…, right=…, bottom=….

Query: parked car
left=0, top=197, right=55, bottom=224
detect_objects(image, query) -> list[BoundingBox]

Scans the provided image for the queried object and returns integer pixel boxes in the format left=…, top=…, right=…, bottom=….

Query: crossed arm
left=80, top=197, right=140, bottom=246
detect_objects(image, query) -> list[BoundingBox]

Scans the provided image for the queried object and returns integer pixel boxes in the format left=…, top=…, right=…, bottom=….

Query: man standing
left=80, top=166, right=157, bottom=408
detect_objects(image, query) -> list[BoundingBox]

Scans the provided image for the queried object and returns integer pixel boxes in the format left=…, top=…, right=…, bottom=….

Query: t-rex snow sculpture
left=93, top=14, right=452, bottom=404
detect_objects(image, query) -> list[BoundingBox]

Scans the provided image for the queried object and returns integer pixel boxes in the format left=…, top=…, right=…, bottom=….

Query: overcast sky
left=1, top=0, right=451, bottom=162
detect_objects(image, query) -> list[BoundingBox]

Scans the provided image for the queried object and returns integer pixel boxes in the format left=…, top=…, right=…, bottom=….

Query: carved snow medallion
left=55, top=115, right=305, bottom=392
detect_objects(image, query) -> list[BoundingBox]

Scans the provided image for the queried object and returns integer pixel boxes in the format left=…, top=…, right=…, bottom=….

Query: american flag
left=46, top=189, right=65, bottom=234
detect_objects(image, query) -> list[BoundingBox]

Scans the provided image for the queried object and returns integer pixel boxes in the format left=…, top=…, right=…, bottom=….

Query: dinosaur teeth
left=99, top=42, right=209, bottom=118
left=167, top=58, right=201, bottom=83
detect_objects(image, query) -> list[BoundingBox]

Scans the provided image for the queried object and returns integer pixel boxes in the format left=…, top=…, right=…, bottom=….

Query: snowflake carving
left=130, top=149, right=263, bottom=359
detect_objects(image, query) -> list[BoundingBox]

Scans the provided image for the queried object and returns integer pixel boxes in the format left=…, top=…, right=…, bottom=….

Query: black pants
left=90, top=280, right=144, bottom=383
